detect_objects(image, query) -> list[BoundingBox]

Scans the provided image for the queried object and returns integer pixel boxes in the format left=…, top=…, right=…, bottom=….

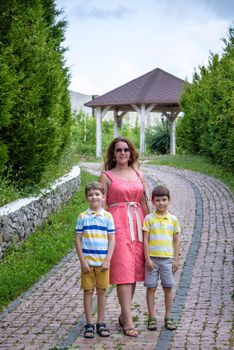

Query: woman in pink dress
left=99, top=137, right=149, bottom=337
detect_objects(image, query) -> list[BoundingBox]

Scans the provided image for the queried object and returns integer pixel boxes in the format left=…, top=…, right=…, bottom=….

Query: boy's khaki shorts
left=81, top=266, right=109, bottom=290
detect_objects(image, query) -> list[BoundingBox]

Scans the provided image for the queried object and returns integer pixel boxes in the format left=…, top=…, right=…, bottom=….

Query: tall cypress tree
left=177, top=26, right=234, bottom=170
left=0, top=0, right=71, bottom=185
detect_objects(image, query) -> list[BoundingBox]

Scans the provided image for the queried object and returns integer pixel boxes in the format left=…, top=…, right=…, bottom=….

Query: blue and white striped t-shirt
left=75, top=208, right=115, bottom=266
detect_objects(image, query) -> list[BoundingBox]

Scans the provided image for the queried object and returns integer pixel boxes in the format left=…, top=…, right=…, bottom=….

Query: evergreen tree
left=177, top=26, right=234, bottom=170
left=0, top=0, right=71, bottom=185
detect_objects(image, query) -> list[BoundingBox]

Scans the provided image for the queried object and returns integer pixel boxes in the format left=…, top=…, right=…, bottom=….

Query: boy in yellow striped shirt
left=143, top=185, right=180, bottom=331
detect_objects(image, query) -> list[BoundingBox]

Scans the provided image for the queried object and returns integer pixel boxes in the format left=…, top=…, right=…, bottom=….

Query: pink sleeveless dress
left=103, top=170, right=145, bottom=284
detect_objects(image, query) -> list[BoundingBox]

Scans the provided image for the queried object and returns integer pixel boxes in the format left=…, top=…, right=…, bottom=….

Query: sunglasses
left=115, top=148, right=130, bottom=153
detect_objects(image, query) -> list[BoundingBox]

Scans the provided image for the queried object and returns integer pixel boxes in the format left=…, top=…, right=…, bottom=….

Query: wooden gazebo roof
left=85, top=68, right=186, bottom=112
left=84, top=67, right=187, bottom=157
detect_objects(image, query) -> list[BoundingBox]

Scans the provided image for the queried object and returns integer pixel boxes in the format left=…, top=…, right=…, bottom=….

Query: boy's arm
left=101, top=234, right=115, bottom=270
left=75, top=234, right=90, bottom=273
left=172, top=233, right=180, bottom=272
left=143, top=230, right=154, bottom=270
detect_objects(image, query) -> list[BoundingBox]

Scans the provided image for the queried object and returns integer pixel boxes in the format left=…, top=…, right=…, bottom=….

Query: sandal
left=123, top=327, right=138, bottom=337
left=147, top=317, right=157, bottom=331
left=96, top=322, right=110, bottom=337
left=165, top=317, right=177, bottom=330
left=84, top=324, right=95, bottom=338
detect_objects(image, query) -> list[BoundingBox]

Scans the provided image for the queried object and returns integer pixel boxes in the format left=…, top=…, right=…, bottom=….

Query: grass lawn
left=144, top=154, right=234, bottom=193
left=0, top=170, right=97, bottom=312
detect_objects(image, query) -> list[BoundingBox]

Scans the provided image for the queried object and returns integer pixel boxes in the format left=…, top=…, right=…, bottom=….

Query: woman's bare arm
left=99, top=172, right=111, bottom=209
left=137, top=169, right=151, bottom=216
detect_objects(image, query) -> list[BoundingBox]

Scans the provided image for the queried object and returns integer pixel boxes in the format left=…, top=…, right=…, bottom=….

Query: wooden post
left=131, top=104, right=156, bottom=156
left=146, top=104, right=156, bottom=129
left=96, top=107, right=102, bottom=158
left=140, top=104, right=146, bottom=156
left=114, top=110, right=118, bottom=137
left=170, top=119, right=176, bottom=155
left=162, top=110, right=179, bottom=155
left=96, top=106, right=111, bottom=158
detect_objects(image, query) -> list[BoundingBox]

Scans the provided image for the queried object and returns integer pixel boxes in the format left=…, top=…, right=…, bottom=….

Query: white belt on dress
left=108, top=201, right=143, bottom=242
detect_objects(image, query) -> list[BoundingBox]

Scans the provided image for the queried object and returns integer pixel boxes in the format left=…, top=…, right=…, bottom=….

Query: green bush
left=0, top=0, right=71, bottom=186
left=177, top=26, right=234, bottom=171
left=0, top=176, right=22, bottom=206
left=146, top=122, right=170, bottom=154
left=121, top=119, right=140, bottom=149
left=0, top=110, right=141, bottom=205
left=70, top=112, right=96, bottom=156
left=71, top=111, right=141, bottom=156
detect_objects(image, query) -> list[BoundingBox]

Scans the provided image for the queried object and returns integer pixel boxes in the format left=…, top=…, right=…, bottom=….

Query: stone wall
left=0, top=166, right=81, bottom=259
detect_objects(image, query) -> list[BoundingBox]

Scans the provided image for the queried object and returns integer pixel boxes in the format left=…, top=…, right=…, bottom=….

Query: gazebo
left=84, top=68, right=186, bottom=157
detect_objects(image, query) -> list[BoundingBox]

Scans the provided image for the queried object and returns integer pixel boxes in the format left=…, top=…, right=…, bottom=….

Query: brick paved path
left=0, top=164, right=233, bottom=350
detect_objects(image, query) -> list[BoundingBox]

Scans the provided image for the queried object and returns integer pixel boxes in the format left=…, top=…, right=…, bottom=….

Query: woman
left=99, top=137, right=149, bottom=337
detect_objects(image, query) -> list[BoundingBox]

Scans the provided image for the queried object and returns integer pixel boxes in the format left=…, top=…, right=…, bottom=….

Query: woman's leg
left=131, top=282, right=136, bottom=299
left=117, top=283, right=136, bottom=329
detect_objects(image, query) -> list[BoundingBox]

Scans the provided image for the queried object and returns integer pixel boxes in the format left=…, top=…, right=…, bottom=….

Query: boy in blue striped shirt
left=75, top=182, right=115, bottom=338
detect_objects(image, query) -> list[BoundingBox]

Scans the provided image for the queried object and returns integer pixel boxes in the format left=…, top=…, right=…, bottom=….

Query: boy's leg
left=159, top=258, right=174, bottom=317
left=144, top=258, right=159, bottom=330
left=160, top=259, right=177, bottom=330
left=144, top=257, right=159, bottom=319
left=84, top=289, right=94, bottom=324
left=81, top=268, right=95, bottom=326
left=96, top=288, right=106, bottom=323
left=96, top=288, right=110, bottom=336
left=81, top=268, right=96, bottom=337
left=95, top=267, right=110, bottom=336
left=95, top=267, right=109, bottom=323
left=163, top=286, right=177, bottom=330
left=162, top=286, right=173, bottom=317
left=146, top=287, right=157, bottom=319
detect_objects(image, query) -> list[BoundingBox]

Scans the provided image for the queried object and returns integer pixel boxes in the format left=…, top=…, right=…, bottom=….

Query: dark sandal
left=84, top=324, right=95, bottom=338
left=147, top=317, right=157, bottom=331
left=123, top=327, right=138, bottom=337
left=165, top=317, right=177, bottom=330
left=96, top=322, right=110, bottom=337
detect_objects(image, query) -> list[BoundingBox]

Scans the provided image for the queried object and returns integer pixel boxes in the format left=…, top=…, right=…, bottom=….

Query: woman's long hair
left=103, top=137, right=139, bottom=170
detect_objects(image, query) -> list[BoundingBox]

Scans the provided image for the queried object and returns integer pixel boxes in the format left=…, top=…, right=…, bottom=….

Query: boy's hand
left=101, top=259, right=110, bottom=271
left=81, top=261, right=90, bottom=273
left=172, top=259, right=179, bottom=272
left=146, top=258, right=155, bottom=271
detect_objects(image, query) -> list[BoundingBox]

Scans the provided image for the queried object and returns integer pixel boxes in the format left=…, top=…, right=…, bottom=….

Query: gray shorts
left=144, top=257, right=174, bottom=288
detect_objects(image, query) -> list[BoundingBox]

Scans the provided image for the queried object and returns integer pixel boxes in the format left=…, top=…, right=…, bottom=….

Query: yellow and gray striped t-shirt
left=143, top=211, right=180, bottom=258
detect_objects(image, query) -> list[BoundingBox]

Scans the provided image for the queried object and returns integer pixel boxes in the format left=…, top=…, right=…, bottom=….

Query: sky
left=55, top=0, right=233, bottom=95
